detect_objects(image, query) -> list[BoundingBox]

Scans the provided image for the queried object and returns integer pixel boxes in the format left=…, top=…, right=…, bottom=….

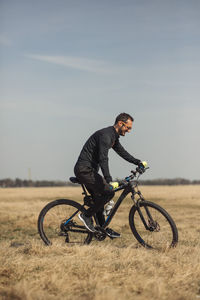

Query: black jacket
left=75, top=126, right=140, bottom=183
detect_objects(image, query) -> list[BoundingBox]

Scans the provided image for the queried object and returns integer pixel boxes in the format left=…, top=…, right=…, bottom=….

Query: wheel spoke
left=38, top=200, right=93, bottom=245
left=129, top=201, right=178, bottom=249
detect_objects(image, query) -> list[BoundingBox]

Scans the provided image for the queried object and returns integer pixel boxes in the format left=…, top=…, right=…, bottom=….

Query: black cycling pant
left=74, top=164, right=114, bottom=226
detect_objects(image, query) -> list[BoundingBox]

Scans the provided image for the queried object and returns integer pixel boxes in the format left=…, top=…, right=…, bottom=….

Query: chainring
left=94, top=230, right=107, bottom=241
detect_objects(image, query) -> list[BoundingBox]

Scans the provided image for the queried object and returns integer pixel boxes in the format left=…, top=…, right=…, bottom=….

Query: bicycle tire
left=129, top=201, right=178, bottom=249
left=38, top=199, right=93, bottom=246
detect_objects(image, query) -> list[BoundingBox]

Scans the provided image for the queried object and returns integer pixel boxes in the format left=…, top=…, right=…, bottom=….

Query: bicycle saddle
left=69, top=177, right=80, bottom=184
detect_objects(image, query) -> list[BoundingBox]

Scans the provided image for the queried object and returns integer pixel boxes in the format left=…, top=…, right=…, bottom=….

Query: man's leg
left=96, top=208, right=105, bottom=227
left=74, top=164, right=120, bottom=237
left=79, top=183, right=106, bottom=227
left=85, top=191, right=114, bottom=218
left=74, top=164, right=114, bottom=231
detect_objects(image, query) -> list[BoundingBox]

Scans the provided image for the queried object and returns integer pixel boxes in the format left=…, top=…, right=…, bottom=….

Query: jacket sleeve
left=112, top=139, right=141, bottom=165
left=98, top=134, right=112, bottom=183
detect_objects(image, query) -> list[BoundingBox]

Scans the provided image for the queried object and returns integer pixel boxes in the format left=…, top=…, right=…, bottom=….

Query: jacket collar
left=112, top=126, right=119, bottom=139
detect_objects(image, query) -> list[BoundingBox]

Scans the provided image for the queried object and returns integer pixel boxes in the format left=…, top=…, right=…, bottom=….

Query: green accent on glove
left=110, top=182, right=119, bottom=189
left=142, top=161, right=148, bottom=168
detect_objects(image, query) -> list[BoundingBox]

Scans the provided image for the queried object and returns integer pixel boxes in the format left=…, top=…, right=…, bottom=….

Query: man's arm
left=98, top=134, right=112, bottom=183
left=112, top=139, right=141, bottom=165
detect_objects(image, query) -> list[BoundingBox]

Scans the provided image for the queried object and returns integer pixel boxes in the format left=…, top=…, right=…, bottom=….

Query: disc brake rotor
left=148, top=219, right=160, bottom=232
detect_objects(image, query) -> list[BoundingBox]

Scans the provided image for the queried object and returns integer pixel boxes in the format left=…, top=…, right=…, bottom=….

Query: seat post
left=81, top=184, right=88, bottom=196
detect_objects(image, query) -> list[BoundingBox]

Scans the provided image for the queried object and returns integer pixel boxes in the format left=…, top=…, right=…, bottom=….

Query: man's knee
left=108, top=190, right=115, bottom=199
left=102, top=190, right=115, bottom=201
left=94, top=190, right=114, bottom=203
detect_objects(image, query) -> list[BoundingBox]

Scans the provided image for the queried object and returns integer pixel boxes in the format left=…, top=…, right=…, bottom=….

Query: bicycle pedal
left=94, top=226, right=114, bottom=239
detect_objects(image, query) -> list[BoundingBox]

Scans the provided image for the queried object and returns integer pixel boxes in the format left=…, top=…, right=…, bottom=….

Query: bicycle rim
left=38, top=199, right=93, bottom=246
left=129, top=201, right=178, bottom=250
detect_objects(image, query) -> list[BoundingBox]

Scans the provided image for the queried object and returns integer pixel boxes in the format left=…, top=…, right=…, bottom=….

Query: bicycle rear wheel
left=129, top=201, right=178, bottom=249
left=38, top=199, right=93, bottom=246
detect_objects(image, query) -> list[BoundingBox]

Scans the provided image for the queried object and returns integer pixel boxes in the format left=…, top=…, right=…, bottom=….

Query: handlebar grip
left=136, top=166, right=144, bottom=174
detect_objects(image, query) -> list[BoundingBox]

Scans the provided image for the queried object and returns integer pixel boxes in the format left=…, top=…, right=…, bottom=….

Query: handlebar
left=125, top=166, right=149, bottom=182
left=115, top=166, right=149, bottom=191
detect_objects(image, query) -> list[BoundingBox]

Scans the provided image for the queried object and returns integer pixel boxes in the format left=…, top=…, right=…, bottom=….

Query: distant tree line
left=140, top=178, right=200, bottom=185
left=0, top=177, right=200, bottom=188
left=0, top=178, right=72, bottom=188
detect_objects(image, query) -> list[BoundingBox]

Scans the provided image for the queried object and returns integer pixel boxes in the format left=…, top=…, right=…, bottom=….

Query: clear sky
left=1, top=0, right=200, bottom=181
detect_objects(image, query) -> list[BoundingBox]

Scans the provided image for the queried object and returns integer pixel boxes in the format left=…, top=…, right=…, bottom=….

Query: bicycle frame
left=62, top=182, right=134, bottom=230
left=38, top=167, right=178, bottom=248
left=63, top=169, right=154, bottom=233
left=102, top=184, right=132, bottom=228
left=102, top=178, right=156, bottom=232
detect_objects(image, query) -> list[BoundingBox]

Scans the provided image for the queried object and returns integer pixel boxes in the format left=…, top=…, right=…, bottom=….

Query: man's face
left=118, top=119, right=133, bottom=136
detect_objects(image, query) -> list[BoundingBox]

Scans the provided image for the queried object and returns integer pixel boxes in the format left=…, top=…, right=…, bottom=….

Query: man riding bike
left=74, top=112, right=144, bottom=238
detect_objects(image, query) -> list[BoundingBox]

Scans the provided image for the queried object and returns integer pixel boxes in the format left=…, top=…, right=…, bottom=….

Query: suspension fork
left=132, top=191, right=154, bottom=231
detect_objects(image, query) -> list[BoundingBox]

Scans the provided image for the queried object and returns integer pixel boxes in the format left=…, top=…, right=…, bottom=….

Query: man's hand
left=142, top=161, right=147, bottom=168
left=137, top=161, right=148, bottom=174
left=109, top=182, right=119, bottom=189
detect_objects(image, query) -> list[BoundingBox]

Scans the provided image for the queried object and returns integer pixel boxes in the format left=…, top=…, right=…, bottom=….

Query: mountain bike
left=38, top=167, right=178, bottom=250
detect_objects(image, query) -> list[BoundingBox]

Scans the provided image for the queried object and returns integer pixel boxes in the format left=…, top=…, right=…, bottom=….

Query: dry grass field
left=0, top=185, right=200, bottom=300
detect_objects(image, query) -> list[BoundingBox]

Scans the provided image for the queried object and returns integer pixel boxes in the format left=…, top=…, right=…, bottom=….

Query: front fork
left=131, top=190, right=155, bottom=231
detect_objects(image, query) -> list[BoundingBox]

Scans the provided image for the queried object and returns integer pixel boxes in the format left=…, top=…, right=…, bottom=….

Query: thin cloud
left=25, top=54, right=114, bottom=73
left=0, top=34, right=12, bottom=46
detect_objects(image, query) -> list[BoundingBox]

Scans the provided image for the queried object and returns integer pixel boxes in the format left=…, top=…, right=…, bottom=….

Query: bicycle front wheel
left=38, top=199, right=93, bottom=246
left=129, top=201, right=178, bottom=249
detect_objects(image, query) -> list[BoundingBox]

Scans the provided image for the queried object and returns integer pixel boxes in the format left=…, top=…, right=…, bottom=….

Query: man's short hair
left=114, top=113, right=134, bottom=125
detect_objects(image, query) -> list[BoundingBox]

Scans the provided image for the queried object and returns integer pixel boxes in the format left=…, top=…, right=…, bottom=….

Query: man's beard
left=118, top=125, right=124, bottom=136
